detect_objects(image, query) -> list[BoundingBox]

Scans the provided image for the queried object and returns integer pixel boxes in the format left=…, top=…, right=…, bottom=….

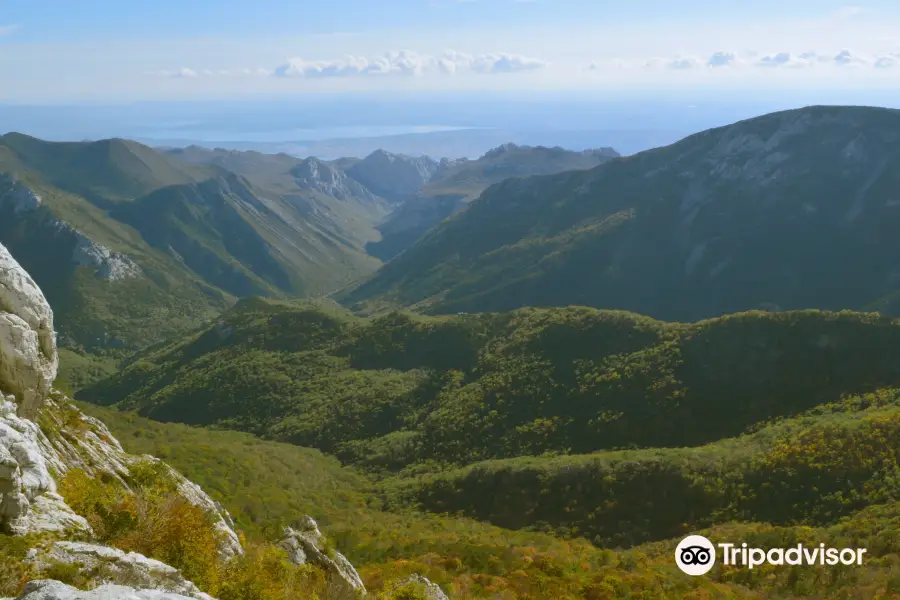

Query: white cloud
left=755, top=52, right=817, bottom=68
left=0, top=24, right=19, bottom=37
left=874, top=54, right=900, bottom=68
left=272, top=50, right=548, bottom=78
left=632, top=47, right=895, bottom=73
left=665, top=56, right=702, bottom=70
left=832, top=48, right=867, bottom=66
left=707, top=51, right=739, bottom=68
left=471, top=52, right=548, bottom=73
left=167, top=67, right=198, bottom=78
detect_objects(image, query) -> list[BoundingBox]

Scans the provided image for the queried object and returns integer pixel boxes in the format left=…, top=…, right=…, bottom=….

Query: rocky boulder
left=279, top=517, right=366, bottom=600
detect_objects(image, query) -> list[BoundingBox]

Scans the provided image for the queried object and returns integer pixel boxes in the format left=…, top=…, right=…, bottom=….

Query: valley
left=5, top=104, right=900, bottom=599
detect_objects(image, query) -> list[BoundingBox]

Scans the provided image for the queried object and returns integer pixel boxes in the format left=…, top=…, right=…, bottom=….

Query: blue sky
left=3, top=1, right=900, bottom=102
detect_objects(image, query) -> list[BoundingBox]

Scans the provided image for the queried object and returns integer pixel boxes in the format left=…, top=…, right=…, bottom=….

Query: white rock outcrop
left=72, top=233, right=142, bottom=282
left=279, top=517, right=366, bottom=600
left=11, top=580, right=200, bottom=600
left=0, top=394, right=83, bottom=532
left=29, top=543, right=214, bottom=600
left=0, top=174, right=43, bottom=214
left=0, top=244, right=57, bottom=420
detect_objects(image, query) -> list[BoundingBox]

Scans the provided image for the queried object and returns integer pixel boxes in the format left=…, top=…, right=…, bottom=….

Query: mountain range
left=0, top=133, right=620, bottom=352
left=342, top=106, right=900, bottom=320
left=9, top=104, right=900, bottom=599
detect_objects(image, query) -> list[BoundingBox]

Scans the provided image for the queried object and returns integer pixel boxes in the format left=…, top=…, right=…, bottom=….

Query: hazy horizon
left=5, top=89, right=900, bottom=158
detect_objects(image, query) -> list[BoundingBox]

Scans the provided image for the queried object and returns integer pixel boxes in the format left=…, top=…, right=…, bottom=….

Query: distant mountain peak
left=291, top=157, right=380, bottom=205
left=347, top=149, right=442, bottom=201
left=482, top=143, right=523, bottom=158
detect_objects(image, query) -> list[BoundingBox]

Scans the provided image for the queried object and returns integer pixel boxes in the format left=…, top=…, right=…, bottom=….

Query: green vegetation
left=81, top=301, right=900, bottom=473
left=384, top=387, right=900, bottom=546
left=0, top=132, right=386, bottom=350
left=341, top=106, right=900, bottom=320
left=76, top=402, right=900, bottom=599
left=78, top=299, right=900, bottom=596
left=76, top=404, right=629, bottom=599
left=54, top=460, right=330, bottom=600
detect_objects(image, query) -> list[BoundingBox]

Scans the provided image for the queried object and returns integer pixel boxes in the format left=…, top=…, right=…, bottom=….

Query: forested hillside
left=81, top=299, right=900, bottom=475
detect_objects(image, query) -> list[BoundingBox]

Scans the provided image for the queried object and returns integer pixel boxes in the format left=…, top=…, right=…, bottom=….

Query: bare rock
left=279, top=516, right=366, bottom=600
left=0, top=174, right=42, bottom=214
left=30, top=542, right=214, bottom=600
left=0, top=243, right=57, bottom=419
left=12, top=580, right=205, bottom=600
left=72, top=234, right=142, bottom=282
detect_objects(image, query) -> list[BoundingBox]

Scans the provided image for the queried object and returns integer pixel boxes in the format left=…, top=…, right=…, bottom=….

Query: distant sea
left=4, top=89, right=899, bottom=158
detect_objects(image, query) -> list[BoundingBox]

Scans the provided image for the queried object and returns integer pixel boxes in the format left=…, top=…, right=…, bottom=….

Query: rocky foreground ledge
left=0, top=241, right=448, bottom=600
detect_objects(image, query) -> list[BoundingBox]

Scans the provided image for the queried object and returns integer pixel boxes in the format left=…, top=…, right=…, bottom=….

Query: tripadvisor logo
left=675, top=535, right=867, bottom=576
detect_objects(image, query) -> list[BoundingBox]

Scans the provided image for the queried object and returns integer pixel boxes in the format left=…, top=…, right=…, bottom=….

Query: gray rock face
left=72, top=233, right=142, bottom=282
left=0, top=177, right=140, bottom=283
left=30, top=543, right=214, bottom=600
left=279, top=517, right=366, bottom=600
left=12, top=580, right=201, bottom=600
left=0, top=174, right=43, bottom=214
left=34, top=396, right=243, bottom=559
left=346, top=150, right=440, bottom=201
left=0, top=397, right=88, bottom=533
left=292, top=159, right=381, bottom=206
left=0, top=243, right=57, bottom=420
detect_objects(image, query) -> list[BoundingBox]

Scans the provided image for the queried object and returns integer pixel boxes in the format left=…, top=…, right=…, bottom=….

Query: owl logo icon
left=675, top=535, right=716, bottom=575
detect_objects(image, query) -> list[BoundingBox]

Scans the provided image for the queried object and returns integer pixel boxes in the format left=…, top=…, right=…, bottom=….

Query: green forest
left=70, top=297, right=900, bottom=597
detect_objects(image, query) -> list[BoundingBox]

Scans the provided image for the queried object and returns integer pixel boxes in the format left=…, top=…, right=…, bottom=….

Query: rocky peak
left=346, top=150, right=441, bottom=201
left=291, top=158, right=380, bottom=205
left=482, top=143, right=522, bottom=159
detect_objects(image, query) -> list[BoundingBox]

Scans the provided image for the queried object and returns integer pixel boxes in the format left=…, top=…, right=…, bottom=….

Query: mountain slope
left=0, top=136, right=385, bottom=351
left=365, top=144, right=620, bottom=261
left=0, top=133, right=210, bottom=205
left=342, top=106, right=900, bottom=318
left=161, top=146, right=391, bottom=269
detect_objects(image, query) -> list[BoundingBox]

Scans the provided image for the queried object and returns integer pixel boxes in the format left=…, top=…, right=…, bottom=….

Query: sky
left=4, top=1, right=900, bottom=102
